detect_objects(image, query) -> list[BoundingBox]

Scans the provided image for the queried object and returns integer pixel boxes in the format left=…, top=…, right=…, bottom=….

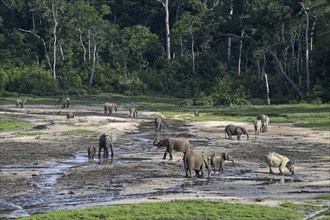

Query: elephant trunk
left=246, top=132, right=249, bottom=140
left=153, top=139, right=160, bottom=147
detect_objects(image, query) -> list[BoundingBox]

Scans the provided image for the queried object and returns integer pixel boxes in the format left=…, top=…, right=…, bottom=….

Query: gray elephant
left=265, top=152, right=294, bottom=175
left=98, top=133, right=114, bottom=159
left=16, top=99, right=28, bottom=108
left=104, top=102, right=118, bottom=114
left=208, top=153, right=235, bottom=173
left=66, top=112, right=74, bottom=119
left=256, top=114, right=269, bottom=132
left=254, top=120, right=262, bottom=135
left=88, top=146, right=96, bottom=162
left=153, top=137, right=191, bottom=160
left=129, top=107, right=138, bottom=118
left=184, top=149, right=210, bottom=178
left=194, top=111, right=199, bottom=117
left=58, top=97, right=70, bottom=108
left=155, top=116, right=168, bottom=132
left=225, top=124, right=249, bottom=140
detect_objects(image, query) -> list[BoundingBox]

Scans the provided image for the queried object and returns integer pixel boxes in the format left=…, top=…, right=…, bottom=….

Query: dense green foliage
left=19, top=200, right=305, bottom=220
left=0, top=1, right=329, bottom=104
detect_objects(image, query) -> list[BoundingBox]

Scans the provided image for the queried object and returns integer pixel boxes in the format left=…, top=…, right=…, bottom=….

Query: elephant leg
left=163, top=151, right=167, bottom=160
left=237, top=134, right=241, bottom=140
left=219, top=160, right=224, bottom=173
left=268, top=166, right=274, bottom=174
left=169, top=152, right=173, bottom=160
left=98, top=148, right=101, bottom=159
left=110, top=146, right=114, bottom=159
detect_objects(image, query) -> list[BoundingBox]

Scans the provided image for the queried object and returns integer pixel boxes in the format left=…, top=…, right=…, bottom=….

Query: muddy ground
left=0, top=104, right=329, bottom=219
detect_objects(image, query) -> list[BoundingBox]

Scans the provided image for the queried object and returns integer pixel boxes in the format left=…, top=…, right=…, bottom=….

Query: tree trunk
left=264, top=73, right=270, bottom=105
left=227, top=0, right=234, bottom=67
left=299, top=2, right=310, bottom=91
left=52, top=4, right=58, bottom=79
left=79, top=29, right=86, bottom=62
left=191, top=32, right=195, bottom=74
left=89, top=35, right=97, bottom=97
left=159, top=0, right=171, bottom=60
left=238, top=29, right=244, bottom=75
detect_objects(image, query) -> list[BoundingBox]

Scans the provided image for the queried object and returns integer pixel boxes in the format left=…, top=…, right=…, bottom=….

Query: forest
left=0, top=0, right=329, bottom=105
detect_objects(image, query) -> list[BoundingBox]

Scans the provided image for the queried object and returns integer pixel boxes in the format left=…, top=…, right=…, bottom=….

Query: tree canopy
left=0, top=0, right=329, bottom=104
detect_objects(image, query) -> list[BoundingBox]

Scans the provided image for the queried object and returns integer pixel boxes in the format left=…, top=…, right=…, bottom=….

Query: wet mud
left=0, top=104, right=329, bottom=219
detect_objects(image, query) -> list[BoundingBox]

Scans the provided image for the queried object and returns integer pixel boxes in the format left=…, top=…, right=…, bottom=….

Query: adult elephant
left=155, top=116, right=168, bottom=132
left=104, top=102, right=118, bottom=114
left=225, top=124, right=249, bottom=140
left=265, top=152, right=294, bottom=175
left=98, top=133, right=114, bottom=159
left=208, top=153, right=235, bottom=173
left=16, top=99, right=28, bottom=108
left=58, top=97, right=70, bottom=109
left=129, top=107, right=138, bottom=118
left=256, top=114, right=270, bottom=132
left=153, top=137, right=191, bottom=160
left=184, top=149, right=210, bottom=178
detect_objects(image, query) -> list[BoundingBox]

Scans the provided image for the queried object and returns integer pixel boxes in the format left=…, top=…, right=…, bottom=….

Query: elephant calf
left=254, top=120, right=262, bottom=135
left=265, top=152, right=294, bottom=175
left=16, top=99, right=28, bottom=108
left=155, top=116, right=168, bottom=132
left=208, top=153, right=235, bottom=173
left=129, top=107, right=138, bottom=118
left=99, top=133, right=114, bottom=159
left=184, top=149, right=210, bottom=178
left=153, top=137, right=191, bottom=160
left=88, top=146, right=96, bottom=161
left=66, top=112, right=74, bottom=119
left=194, top=111, right=199, bottom=116
left=257, top=114, right=269, bottom=132
left=104, top=102, right=118, bottom=114
left=225, top=124, right=249, bottom=140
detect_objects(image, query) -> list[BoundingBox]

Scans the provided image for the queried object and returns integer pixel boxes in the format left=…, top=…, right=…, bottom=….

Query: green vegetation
left=19, top=200, right=305, bottom=220
left=280, top=201, right=327, bottom=213
left=313, top=194, right=330, bottom=200
left=62, top=129, right=97, bottom=136
left=19, top=131, right=44, bottom=136
left=0, top=118, right=32, bottom=131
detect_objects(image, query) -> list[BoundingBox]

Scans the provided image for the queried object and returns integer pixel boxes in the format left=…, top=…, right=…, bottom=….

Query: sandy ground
left=0, top=104, right=329, bottom=219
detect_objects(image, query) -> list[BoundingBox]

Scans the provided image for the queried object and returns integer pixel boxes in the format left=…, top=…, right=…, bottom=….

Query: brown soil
left=0, top=104, right=329, bottom=218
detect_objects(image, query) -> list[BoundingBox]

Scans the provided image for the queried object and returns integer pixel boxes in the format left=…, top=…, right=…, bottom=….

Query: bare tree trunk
left=59, top=42, right=64, bottom=61
left=264, top=73, right=270, bottom=105
left=227, top=0, right=234, bottom=67
left=19, top=28, right=53, bottom=72
left=191, top=32, right=195, bottom=74
left=52, top=4, right=58, bottom=79
left=88, top=28, right=91, bottom=60
left=299, top=2, right=310, bottom=91
left=159, top=0, right=171, bottom=60
left=89, top=34, right=97, bottom=97
left=238, top=29, right=244, bottom=75
left=79, top=29, right=86, bottom=62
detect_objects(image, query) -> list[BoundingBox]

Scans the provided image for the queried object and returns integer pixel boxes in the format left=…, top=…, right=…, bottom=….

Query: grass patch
left=19, top=200, right=305, bottom=220
left=19, top=131, right=44, bottom=136
left=62, top=129, right=97, bottom=136
left=0, top=117, right=32, bottom=131
left=280, top=201, right=327, bottom=213
left=58, top=120, right=76, bottom=125
left=313, top=194, right=330, bottom=200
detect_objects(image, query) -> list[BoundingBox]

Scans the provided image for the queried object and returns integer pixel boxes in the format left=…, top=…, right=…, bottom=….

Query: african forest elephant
left=155, top=116, right=168, bottom=132
left=104, top=102, right=118, bottom=114
left=153, top=137, right=191, bottom=160
left=129, top=107, right=138, bottom=118
left=265, top=152, right=294, bottom=175
left=257, top=114, right=269, bottom=132
left=98, top=133, right=114, bottom=159
left=194, top=111, right=199, bottom=116
left=254, top=120, right=262, bottom=135
left=184, top=149, right=210, bottom=178
left=225, top=124, right=249, bottom=140
left=16, top=99, right=28, bottom=108
left=66, top=112, right=74, bottom=119
left=88, top=146, right=96, bottom=161
left=58, top=97, right=70, bottom=109
left=208, top=153, right=235, bottom=173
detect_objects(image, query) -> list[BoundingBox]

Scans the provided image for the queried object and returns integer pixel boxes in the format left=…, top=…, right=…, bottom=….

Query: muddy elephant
left=155, top=116, right=168, bottom=132
left=129, top=107, right=138, bottom=118
left=225, top=124, right=249, bottom=140
left=208, top=153, right=235, bottom=173
left=88, top=146, right=96, bottom=161
left=104, top=102, right=118, bottom=114
left=257, top=114, right=269, bottom=132
left=98, top=133, right=114, bottom=159
left=254, top=120, right=262, bottom=135
left=16, top=99, right=28, bottom=108
left=184, top=149, right=210, bottom=178
left=66, top=112, right=74, bottom=119
left=194, top=111, right=199, bottom=117
left=58, top=97, right=70, bottom=109
left=265, top=152, right=294, bottom=175
left=153, top=137, right=191, bottom=160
